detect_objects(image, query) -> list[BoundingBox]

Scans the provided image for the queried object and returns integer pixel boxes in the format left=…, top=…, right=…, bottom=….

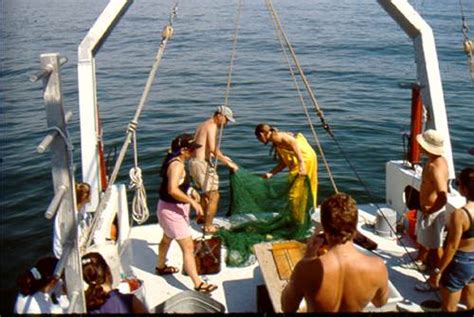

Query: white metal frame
left=78, top=0, right=133, bottom=211
left=377, top=0, right=455, bottom=179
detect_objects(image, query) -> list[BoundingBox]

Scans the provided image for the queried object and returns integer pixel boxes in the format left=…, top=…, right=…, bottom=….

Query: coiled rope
left=129, top=126, right=149, bottom=224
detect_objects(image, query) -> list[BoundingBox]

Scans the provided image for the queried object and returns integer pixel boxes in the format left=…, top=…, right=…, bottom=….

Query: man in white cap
left=189, top=105, right=239, bottom=234
left=405, top=129, right=449, bottom=290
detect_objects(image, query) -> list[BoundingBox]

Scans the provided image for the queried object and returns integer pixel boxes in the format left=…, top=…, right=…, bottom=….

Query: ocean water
left=1, top=0, right=473, bottom=311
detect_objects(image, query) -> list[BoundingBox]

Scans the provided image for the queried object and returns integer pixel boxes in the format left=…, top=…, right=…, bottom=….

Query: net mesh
left=218, top=168, right=313, bottom=267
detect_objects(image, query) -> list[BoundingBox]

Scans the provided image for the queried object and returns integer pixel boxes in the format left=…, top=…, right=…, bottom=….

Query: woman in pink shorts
left=155, top=134, right=218, bottom=293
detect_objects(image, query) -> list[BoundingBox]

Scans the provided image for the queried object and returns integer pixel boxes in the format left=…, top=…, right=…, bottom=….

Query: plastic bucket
left=420, top=300, right=441, bottom=312
left=154, top=290, right=225, bottom=313
left=375, top=208, right=397, bottom=238
left=405, top=209, right=417, bottom=240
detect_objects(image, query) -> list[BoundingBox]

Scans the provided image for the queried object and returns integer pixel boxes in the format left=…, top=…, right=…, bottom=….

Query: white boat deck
left=123, top=203, right=440, bottom=313
left=122, top=218, right=264, bottom=313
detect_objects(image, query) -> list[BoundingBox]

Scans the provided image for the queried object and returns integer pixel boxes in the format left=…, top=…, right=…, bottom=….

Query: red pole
left=409, top=84, right=423, bottom=165
left=96, top=104, right=108, bottom=191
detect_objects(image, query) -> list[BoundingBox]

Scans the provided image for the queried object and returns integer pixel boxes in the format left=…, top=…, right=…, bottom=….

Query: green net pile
left=218, top=168, right=313, bottom=267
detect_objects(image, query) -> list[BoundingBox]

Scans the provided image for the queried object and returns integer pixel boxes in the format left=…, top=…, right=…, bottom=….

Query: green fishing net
left=218, top=168, right=313, bottom=267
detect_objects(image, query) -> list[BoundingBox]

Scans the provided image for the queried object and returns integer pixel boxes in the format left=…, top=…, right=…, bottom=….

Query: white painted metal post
left=78, top=0, right=133, bottom=212
left=377, top=0, right=455, bottom=179
left=39, top=53, right=86, bottom=313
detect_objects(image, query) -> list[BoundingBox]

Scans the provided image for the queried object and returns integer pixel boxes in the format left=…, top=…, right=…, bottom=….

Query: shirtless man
left=281, top=193, right=389, bottom=312
left=414, top=129, right=449, bottom=270
left=189, top=105, right=238, bottom=233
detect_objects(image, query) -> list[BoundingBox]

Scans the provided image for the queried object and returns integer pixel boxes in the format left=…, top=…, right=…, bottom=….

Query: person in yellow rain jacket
left=255, top=123, right=318, bottom=224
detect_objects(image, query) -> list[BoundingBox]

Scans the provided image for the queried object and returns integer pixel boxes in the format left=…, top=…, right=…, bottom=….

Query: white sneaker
left=400, top=260, right=427, bottom=272
left=396, top=300, right=423, bottom=312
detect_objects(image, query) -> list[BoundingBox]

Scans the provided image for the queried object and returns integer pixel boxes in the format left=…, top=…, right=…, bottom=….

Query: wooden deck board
left=254, top=243, right=286, bottom=313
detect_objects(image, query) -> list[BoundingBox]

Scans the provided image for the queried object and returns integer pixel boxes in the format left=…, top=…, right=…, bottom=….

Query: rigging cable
left=265, top=0, right=338, bottom=193
left=199, top=0, right=242, bottom=237
left=459, top=0, right=474, bottom=83
left=265, top=0, right=333, bottom=138
left=223, top=0, right=242, bottom=109
left=84, top=3, right=178, bottom=249
left=215, top=0, right=242, bottom=162
left=264, top=0, right=439, bottom=295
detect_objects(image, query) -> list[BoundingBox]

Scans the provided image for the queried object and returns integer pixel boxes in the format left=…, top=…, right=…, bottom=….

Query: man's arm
left=371, top=261, right=389, bottom=308
left=264, top=159, right=286, bottom=178
left=281, top=261, right=306, bottom=312
left=168, top=162, right=203, bottom=216
left=207, top=125, right=238, bottom=171
left=429, top=210, right=463, bottom=287
left=423, top=160, right=448, bottom=215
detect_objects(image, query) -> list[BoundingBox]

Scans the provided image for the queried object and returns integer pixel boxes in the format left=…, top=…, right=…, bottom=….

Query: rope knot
left=129, top=167, right=143, bottom=190
left=129, top=166, right=149, bottom=224
left=127, top=121, right=138, bottom=133
left=161, top=25, right=174, bottom=40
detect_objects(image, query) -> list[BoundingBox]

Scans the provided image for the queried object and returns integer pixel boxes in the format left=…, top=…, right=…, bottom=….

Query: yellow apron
left=276, top=133, right=318, bottom=224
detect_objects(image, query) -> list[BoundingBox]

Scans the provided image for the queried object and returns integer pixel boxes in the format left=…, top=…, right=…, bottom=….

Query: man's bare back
left=189, top=107, right=237, bottom=233
left=282, top=193, right=388, bottom=312
left=282, top=242, right=389, bottom=312
left=419, top=155, right=448, bottom=215
left=193, top=118, right=216, bottom=162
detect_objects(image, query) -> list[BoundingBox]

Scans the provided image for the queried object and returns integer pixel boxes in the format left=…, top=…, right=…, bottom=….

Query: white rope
left=129, top=167, right=149, bottom=224
left=129, top=131, right=149, bottom=224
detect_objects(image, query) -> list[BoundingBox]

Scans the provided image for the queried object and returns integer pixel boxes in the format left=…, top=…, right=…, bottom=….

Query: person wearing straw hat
left=407, top=129, right=449, bottom=291
left=189, top=105, right=239, bottom=234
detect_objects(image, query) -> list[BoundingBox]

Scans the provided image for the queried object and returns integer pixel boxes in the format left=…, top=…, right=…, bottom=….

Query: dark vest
left=159, top=158, right=190, bottom=204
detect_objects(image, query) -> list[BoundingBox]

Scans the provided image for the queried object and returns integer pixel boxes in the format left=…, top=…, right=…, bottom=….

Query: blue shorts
left=440, top=250, right=474, bottom=292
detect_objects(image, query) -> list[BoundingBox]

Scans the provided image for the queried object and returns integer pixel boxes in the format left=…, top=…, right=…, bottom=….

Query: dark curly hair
left=459, top=167, right=474, bottom=201
left=82, top=252, right=112, bottom=311
left=16, top=256, right=58, bottom=296
left=320, top=193, right=358, bottom=244
left=254, top=123, right=278, bottom=137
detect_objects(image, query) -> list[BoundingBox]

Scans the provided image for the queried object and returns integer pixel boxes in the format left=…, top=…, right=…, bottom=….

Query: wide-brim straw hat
left=416, top=129, right=444, bottom=156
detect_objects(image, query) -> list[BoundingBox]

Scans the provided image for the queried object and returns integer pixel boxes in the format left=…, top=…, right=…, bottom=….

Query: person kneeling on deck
left=15, top=256, right=68, bottom=314
left=281, top=193, right=389, bottom=312
left=82, top=252, right=146, bottom=313
left=156, top=134, right=218, bottom=293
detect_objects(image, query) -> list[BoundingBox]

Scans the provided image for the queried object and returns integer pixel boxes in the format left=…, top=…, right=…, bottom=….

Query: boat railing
left=30, top=53, right=86, bottom=313
left=27, top=0, right=168, bottom=312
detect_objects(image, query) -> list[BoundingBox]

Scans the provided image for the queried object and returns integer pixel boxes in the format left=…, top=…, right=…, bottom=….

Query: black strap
left=462, top=206, right=473, bottom=228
